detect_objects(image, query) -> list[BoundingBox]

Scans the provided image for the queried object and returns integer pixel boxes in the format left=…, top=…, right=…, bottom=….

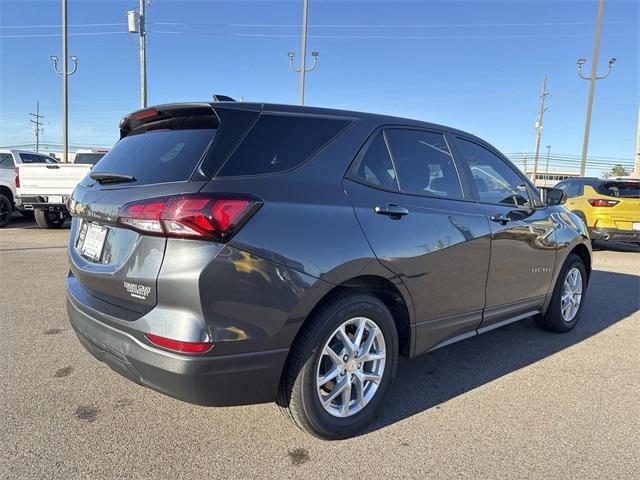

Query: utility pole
left=544, top=145, right=551, bottom=186
left=288, top=0, right=319, bottom=105
left=128, top=1, right=150, bottom=108
left=633, top=106, right=640, bottom=177
left=576, top=0, right=616, bottom=177
left=50, top=0, right=78, bottom=163
left=531, top=75, right=549, bottom=184
left=29, top=102, right=44, bottom=153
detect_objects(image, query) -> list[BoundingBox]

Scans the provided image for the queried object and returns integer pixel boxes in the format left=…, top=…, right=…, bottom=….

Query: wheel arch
left=0, top=185, right=13, bottom=204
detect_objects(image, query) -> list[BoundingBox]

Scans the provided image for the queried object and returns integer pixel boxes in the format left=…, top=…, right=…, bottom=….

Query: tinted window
left=385, top=129, right=462, bottom=198
left=596, top=181, right=640, bottom=198
left=74, top=153, right=106, bottom=165
left=19, top=153, right=57, bottom=164
left=565, top=182, right=582, bottom=198
left=91, top=129, right=215, bottom=185
left=219, top=114, right=350, bottom=176
left=351, top=132, right=398, bottom=190
left=455, top=138, right=531, bottom=206
left=0, top=154, right=13, bottom=169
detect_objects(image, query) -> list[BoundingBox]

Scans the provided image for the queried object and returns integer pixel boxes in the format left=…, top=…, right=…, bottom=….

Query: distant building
left=525, top=170, right=580, bottom=188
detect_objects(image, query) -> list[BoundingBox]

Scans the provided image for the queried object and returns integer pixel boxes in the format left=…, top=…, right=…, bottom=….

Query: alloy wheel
left=561, top=267, right=583, bottom=322
left=316, top=316, right=386, bottom=418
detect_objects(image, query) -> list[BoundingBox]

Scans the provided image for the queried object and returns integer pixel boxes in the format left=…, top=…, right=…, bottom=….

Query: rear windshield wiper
left=90, top=172, right=136, bottom=184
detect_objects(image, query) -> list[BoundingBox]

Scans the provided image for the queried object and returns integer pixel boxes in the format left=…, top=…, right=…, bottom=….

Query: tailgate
left=17, top=164, right=90, bottom=196
left=611, top=197, right=640, bottom=230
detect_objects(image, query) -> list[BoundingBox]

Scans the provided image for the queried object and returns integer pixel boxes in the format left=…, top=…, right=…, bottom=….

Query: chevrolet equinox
left=66, top=102, right=591, bottom=439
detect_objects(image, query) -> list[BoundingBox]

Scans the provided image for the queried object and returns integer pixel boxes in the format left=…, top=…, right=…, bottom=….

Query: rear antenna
left=212, top=94, right=236, bottom=102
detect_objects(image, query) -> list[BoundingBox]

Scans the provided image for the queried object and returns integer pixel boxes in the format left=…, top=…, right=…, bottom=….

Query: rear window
left=91, top=129, right=215, bottom=185
left=74, top=153, right=106, bottom=165
left=218, top=114, right=350, bottom=176
left=596, top=181, right=640, bottom=198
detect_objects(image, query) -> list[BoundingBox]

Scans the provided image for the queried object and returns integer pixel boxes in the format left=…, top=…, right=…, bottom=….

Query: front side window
left=385, top=129, right=463, bottom=199
left=455, top=138, right=531, bottom=207
left=350, top=132, right=399, bottom=190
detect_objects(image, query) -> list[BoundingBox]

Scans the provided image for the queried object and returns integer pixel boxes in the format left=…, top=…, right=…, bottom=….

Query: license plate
left=48, top=195, right=63, bottom=204
left=80, top=223, right=108, bottom=261
left=633, top=222, right=640, bottom=231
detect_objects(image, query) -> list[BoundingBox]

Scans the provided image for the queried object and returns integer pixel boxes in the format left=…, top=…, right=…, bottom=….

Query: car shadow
left=1, top=212, right=71, bottom=230
left=592, top=240, right=639, bottom=253
left=366, top=268, right=639, bottom=434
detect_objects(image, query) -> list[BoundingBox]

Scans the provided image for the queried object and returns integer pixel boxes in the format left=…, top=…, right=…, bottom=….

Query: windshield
left=74, top=153, right=106, bottom=165
left=597, top=181, right=640, bottom=198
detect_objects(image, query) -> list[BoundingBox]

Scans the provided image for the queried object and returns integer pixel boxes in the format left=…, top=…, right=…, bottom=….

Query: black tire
left=535, top=253, right=588, bottom=333
left=0, top=194, right=12, bottom=228
left=277, top=291, right=399, bottom=440
left=34, top=209, right=67, bottom=229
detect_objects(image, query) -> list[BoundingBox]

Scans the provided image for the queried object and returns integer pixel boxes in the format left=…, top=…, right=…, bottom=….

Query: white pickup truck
left=15, top=149, right=109, bottom=229
left=1, top=149, right=60, bottom=228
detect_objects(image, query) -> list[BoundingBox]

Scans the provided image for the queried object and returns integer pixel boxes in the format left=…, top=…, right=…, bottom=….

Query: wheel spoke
left=361, top=371, right=382, bottom=384
left=317, top=366, right=341, bottom=387
left=361, top=351, right=385, bottom=363
left=336, top=325, right=355, bottom=354
left=323, top=377, right=348, bottom=406
left=353, top=318, right=366, bottom=350
left=340, top=380, right=352, bottom=416
left=357, top=324, right=378, bottom=359
left=323, top=345, right=342, bottom=367
left=353, top=373, right=365, bottom=408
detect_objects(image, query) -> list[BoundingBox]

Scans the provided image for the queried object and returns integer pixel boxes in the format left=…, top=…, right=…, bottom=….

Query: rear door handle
left=375, top=204, right=409, bottom=218
left=489, top=213, right=510, bottom=225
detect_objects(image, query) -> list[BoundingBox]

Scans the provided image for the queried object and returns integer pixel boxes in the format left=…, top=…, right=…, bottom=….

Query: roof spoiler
left=212, top=94, right=236, bottom=102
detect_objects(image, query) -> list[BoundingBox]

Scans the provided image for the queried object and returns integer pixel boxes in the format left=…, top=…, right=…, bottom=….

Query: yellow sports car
left=555, top=178, right=640, bottom=243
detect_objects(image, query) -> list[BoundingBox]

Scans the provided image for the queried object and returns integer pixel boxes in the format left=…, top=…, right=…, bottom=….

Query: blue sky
left=1, top=0, right=638, bottom=175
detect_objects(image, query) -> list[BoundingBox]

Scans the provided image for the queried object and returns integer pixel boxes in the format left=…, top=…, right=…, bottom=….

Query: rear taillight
left=588, top=199, right=619, bottom=207
left=117, top=194, right=260, bottom=241
left=145, top=334, right=213, bottom=354
left=14, top=167, right=20, bottom=188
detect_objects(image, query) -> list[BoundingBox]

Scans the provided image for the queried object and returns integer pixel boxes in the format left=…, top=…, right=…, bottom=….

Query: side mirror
left=545, top=188, right=566, bottom=206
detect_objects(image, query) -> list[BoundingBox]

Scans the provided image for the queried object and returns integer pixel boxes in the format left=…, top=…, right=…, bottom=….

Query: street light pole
left=544, top=145, right=551, bottom=186
left=577, top=0, right=616, bottom=177
left=288, top=0, right=318, bottom=105
left=50, top=0, right=78, bottom=163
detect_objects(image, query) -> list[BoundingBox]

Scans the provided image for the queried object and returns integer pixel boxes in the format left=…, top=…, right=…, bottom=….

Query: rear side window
left=91, top=129, right=215, bottom=185
left=218, top=114, right=350, bottom=176
left=385, top=129, right=462, bottom=199
left=0, top=154, right=13, bottom=169
left=74, top=153, right=106, bottom=165
left=565, top=182, right=583, bottom=198
left=350, top=132, right=399, bottom=190
left=19, top=153, right=57, bottom=164
left=596, top=181, right=640, bottom=198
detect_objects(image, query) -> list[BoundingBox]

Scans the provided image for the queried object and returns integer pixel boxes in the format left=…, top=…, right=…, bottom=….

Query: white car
left=0, top=149, right=59, bottom=228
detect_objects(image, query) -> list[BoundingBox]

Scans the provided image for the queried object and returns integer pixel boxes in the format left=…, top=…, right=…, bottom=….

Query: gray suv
left=66, top=102, right=591, bottom=439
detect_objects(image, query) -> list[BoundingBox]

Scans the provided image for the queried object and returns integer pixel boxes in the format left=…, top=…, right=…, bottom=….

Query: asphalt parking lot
left=1, top=215, right=639, bottom=479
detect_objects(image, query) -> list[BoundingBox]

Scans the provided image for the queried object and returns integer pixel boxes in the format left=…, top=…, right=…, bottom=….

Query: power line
left=29, top=102, right=44, bottom=153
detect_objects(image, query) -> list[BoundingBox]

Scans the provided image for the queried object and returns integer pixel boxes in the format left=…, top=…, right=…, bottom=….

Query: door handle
left=375, top=204, right=409, bottom=218
left=489, top=213, right=511, bottom=225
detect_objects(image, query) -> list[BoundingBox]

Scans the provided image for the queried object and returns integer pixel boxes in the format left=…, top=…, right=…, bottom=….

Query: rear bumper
left=66, top=292, right=289, bottom=407
left=589, top=227, right=640, bottom=243
left=16, top=195, right=68, bottom=210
